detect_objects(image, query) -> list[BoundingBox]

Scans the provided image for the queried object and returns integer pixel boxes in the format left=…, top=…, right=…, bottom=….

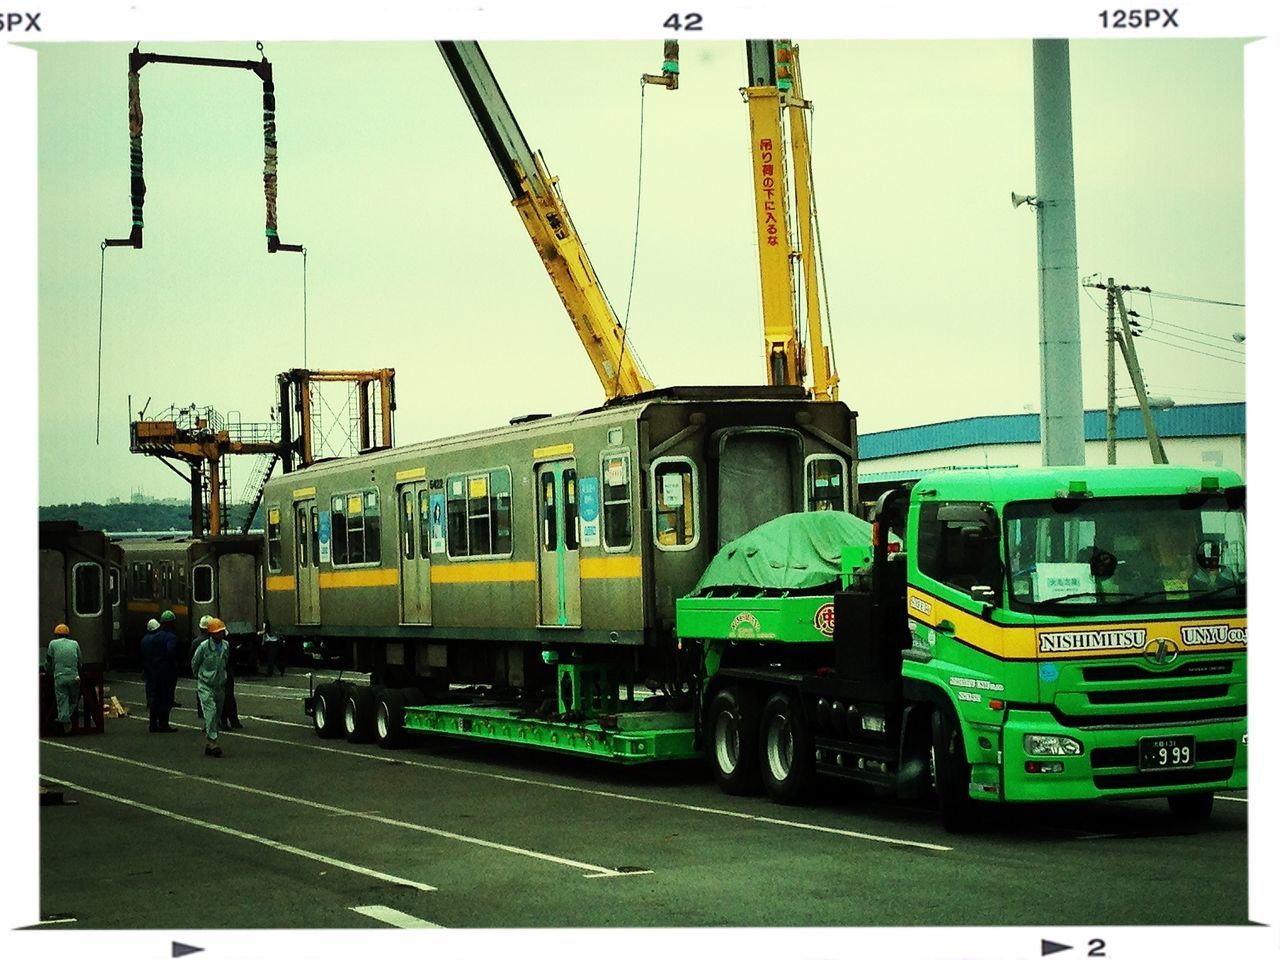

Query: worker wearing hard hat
left=191, top=615, right=213, bottom=720
left=45, top=624, right=82, bottom=735
left=191, top=618, right=230, bottom=757
left=157, top=609, right=183, bottom=712
left=139, top=618, right=176, bottom=732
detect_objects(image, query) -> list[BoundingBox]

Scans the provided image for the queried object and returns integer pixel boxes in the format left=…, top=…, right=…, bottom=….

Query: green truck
left=682, top=465, right=1246, bottom=829
left=328, top=463, right=1246, bottom=831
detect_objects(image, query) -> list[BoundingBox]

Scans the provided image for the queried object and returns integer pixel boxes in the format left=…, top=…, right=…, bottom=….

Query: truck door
left=295, top=500, right=320, bottom=624
left=536, top=459, right=582, bottom=627
left=397, top=480, right=432, bottom=624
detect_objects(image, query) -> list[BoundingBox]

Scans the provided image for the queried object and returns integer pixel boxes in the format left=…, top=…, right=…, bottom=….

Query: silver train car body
left=261, top=387, right=858, bottom=693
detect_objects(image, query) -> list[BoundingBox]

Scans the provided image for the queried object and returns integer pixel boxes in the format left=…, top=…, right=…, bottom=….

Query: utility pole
left=1112, top=284, right=1168, bottom=464
left=1105, top=277, right=1117, bottom=464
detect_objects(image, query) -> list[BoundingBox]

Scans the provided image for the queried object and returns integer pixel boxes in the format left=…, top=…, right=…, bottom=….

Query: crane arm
left=438, top=41, right=653, bottom=400
left=743, top=40, right=838, bottom=400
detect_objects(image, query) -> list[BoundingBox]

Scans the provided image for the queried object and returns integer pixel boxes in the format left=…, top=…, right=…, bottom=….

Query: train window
left=311, top=506, right=320, bottom=562
left=131, top=562, right=149, bottom=599
left=805, top=456, right=848, bottom=512
left=267, top=507, right=283, bottom=572
left=108, top=568, right=121, bottom=607
left=193, top=564, right=214, bottom=604
left=296, top=504, right=310, bottom=567
left=418, top=491, right=432, bottom=554
left=402, top=490, right=415, bottom=560
left=160, top=560, right=175, bottom=600
left=539, top=472, right=557, bottom=551
left=564, top=469, right=579, bottom=550
left=330, top=488, right=381, bottom=566
left=601, top=452, right=632, bottom=551
left=72, top=563, right=103, bottom=617
left=652, top=457, right=699, bottom=551
left=447, top=468, right=514, bottom=559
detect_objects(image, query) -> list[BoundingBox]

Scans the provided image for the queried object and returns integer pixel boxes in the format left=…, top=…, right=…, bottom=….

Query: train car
left=261, top=386, right=857, bottom=700
left=38, top=521, right=123, bottom=668
left=118, top=535, right=264, bottom=668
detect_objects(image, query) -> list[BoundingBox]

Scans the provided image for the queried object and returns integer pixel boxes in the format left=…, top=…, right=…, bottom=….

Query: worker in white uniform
left=45, top=623, right=82, bottom=735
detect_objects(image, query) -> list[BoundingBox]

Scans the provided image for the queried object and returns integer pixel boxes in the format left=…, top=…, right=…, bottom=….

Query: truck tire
left=313, top=683, right=344, bottom=739
left=931, top=707, right=976, bottom=832
left=376, top=688, right=408, bottom=749
left=344, top=685, right=378, bottom=743
left=706, top=686, right=762, bottom=795
left=1168, top=792, right=1214, bottom=823
left=759, top=690, right=815, bottom=805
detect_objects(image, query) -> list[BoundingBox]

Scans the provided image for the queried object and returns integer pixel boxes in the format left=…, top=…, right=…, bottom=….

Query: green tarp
left=690, top=511, right=888, bottom=595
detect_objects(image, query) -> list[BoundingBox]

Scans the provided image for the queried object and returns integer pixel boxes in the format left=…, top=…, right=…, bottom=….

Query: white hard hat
left=147, top=618, right=160, bottom=631
left=199, top=615, right=213, bottom=630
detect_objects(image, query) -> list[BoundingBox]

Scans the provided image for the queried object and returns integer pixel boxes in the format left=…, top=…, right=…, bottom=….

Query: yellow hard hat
left=207, top=618, right=227, bottom=634
left=53, top=623, right=71, bottom=637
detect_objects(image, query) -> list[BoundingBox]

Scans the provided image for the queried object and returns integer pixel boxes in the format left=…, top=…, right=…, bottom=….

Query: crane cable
left=96, top=241, right=107, bottom=444
left=612, top=79, right=650, bottom=400
left=804, top=103, right=839, bottom=380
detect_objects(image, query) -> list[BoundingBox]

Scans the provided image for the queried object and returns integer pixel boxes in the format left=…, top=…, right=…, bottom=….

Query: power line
left=1146, top=289, right=1244, bottom=308
left=1138, top=334, right=1245, bottom=364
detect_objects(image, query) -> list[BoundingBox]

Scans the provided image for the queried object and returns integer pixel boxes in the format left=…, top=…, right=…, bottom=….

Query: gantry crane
left=437, top=41, right=654, bottom=401
left=743, top=40, right=838, bottom=401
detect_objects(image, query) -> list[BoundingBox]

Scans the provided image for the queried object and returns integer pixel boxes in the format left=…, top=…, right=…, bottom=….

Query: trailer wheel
left=759, top=690, right=815, bottom=805
left=376, top=688, right=408, bottom=749
left=313, top=683, right=344, bottom=739
left=344, top=686, right=378, bottom=743
left=930, top=708, right=976, bottom=832
left=1168, top=792, right=1214, bottom=823
left=706, top=686, right=762, bottom=795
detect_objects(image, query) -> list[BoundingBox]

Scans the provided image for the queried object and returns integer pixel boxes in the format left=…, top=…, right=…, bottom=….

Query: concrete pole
left=1033, top=40, right=1086, bottom=465
left=1106, top=278, right=1117, bottom=464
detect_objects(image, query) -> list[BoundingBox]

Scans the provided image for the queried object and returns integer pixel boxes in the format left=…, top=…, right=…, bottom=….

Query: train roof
left=274, top=385, right=852, bottom=482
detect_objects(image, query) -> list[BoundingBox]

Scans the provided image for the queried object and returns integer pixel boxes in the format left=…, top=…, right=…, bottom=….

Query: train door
left=397, top=480, right=432, bottom=624
left=295, top=500, right=320, bottom=624
left=218, top=551, right=259, bottom=632
left=536, top=459, right=582, bottom=627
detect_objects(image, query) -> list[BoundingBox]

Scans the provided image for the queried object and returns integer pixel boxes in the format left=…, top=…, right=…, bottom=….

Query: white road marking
left=349, top=905, right=443, bottom=928
left=28, top=919, right=78, bottom=926
left=40, top=775, right=437, bottom=893
left=105, top=685, right=953, bottom=852
left=46, top=743, right=634, bottom=878
left=1216, top=794, right=1247, bottom=803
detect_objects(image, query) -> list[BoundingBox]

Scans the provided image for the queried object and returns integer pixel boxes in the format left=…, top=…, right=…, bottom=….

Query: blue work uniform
left=191, top=636, right=229, bottom=742
left=45, top=636, right=82, bottom=725
left=141, top=627, right=176, bottom=731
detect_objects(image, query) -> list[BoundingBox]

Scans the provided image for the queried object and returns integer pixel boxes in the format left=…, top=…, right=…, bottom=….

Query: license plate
left=1139, top=735, right=1196, bottom=770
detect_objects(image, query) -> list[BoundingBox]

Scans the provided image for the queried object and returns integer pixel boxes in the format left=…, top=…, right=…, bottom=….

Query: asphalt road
left=38, top=669, right=1249, bottom=931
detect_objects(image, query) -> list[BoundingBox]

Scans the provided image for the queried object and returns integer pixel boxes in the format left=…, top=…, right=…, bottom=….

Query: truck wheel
left=376, top=688, right=408, bottom=749
left=1168, top=792, right=1214, bottom=823
left=313, top=683, right=344, bottom=739
left=705, top=686, right=761, bottom=795
left=759, top=690, right=815, bottom=805
left=931, top=708, right=976, bottom=832
left=344, top=686, right=378, bottom=743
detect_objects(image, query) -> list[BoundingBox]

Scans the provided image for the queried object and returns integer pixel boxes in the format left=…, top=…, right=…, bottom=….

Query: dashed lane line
left=350, top=905, right=443, bottom=928
left=62, top=712, right=955, bottom=853
left=45, top=743, right=636, bottom=879
left=40, top=774, right=437, bottom=893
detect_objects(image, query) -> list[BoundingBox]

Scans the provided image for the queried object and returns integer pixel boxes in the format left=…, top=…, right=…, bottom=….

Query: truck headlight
left=1024, top=734, right=1083, bottom=756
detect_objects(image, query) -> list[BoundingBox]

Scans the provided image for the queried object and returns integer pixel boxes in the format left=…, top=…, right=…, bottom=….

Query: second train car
left=262, top=386, right=857, bottom=711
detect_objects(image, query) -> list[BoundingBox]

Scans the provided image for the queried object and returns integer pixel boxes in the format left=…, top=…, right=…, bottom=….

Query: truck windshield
left=1004, top=492, right=1245, bottom=613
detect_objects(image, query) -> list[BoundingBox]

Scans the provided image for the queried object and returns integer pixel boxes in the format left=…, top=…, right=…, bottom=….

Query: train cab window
left=652, top=457, right=698, bottom=551
left=602, top=452, right=632, bottom=551
left=108, top=567, right=121, bottom=607
left=447, top=468, right=513, bottom=558
left=805, top=456, right=848, bottom=512
left=193, top=564, right=214, bottom=604
left=267, top=507, right=283, bottom=572
left=72, top=562, right=103, bottom=617
left=331, top=489, right=382, bottom=566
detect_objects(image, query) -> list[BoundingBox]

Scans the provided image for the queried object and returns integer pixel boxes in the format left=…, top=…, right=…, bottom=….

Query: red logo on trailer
left=814, top=602, right=836, bottom=637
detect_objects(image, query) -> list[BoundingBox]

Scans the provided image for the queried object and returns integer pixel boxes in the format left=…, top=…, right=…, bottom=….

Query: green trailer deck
left=402, top=703, right=699, bottom=763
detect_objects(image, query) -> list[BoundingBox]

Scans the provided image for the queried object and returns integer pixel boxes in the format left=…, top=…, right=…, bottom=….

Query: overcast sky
left=24, top=34, right=1249, bottom=505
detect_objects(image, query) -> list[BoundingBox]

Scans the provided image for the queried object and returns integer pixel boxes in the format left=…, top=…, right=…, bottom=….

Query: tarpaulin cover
left=690, top=511, right=885, bottom=595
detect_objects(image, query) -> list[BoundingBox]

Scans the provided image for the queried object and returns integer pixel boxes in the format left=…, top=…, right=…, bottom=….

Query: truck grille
left=1081, top=660, right=1233, bottom=682
left=1086, top=684, right=1230, bottom=705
